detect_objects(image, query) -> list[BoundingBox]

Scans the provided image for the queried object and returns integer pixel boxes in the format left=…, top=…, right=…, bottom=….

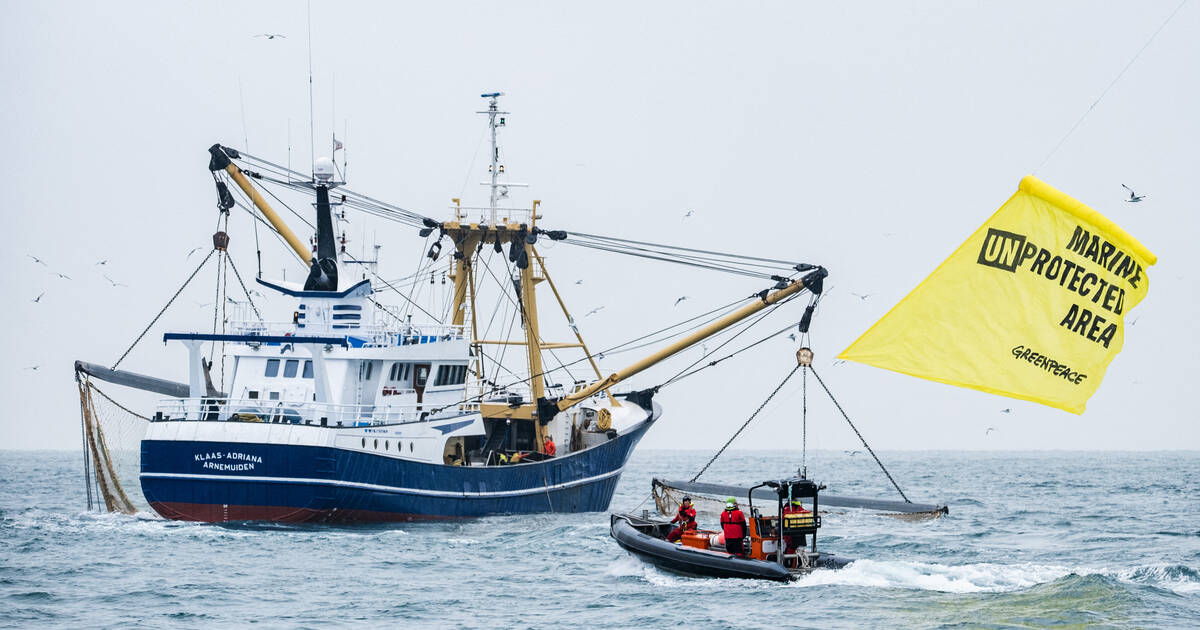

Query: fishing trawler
left=75, top=93, right=827, bottom=522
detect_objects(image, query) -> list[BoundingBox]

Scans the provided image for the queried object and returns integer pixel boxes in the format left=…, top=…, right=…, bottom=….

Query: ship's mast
left=481, top=92, right=507, bottom=225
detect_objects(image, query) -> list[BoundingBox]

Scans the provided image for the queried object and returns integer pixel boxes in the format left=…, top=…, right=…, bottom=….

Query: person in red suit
left=720, top=497, right=749, bottom=556
left=543, top=435, right=556, bottom=457
left=782, top=499, right=811, bottom=552
left=666, top=497, right=697, bottom=542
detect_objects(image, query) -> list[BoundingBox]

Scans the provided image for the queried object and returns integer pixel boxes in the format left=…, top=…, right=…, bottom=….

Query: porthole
left=409, top=442, right=414, bottom=452
left=374, top=439, right=379, bottom=449
left=385, top=440, right=390, bottom=450
left=361, top=438, right=365, bottom=448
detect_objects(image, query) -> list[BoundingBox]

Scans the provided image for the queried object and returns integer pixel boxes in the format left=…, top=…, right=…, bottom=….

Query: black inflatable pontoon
left=610, top=477, right=853, bottom=581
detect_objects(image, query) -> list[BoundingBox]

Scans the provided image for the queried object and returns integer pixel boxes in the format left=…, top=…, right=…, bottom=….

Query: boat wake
left=790, top=559, right=1200, bottom=595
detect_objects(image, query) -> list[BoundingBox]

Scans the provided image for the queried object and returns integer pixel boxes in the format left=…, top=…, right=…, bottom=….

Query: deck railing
left=155, top=397, right=480, bottom=426
left=226, top=315, right=466, bottom=348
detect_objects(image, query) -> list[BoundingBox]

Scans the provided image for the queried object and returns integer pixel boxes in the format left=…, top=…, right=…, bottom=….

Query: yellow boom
left=221, top=161, right=313, bottom=266
left=557, top=275, right=817, bottom=411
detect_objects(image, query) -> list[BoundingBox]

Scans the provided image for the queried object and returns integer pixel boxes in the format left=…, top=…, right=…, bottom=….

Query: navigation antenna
left=479, top=92, right=507, bottom=225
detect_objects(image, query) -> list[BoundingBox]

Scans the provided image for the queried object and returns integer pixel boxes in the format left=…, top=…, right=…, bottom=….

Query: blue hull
left=140, top=423, right=650, bottom=522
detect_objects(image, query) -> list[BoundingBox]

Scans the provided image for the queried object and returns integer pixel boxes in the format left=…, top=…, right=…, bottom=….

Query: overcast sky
left=2, top=1, right=1196, bottom=452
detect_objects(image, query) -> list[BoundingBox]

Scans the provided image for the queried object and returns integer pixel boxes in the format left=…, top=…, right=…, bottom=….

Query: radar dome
left=313, top=157, right=335, bottom=181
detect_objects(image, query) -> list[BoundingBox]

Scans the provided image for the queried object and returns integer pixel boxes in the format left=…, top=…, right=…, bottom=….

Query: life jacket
left=720, top=507, right=747, bottom=539
left=674, top=505, right=697, bottom=529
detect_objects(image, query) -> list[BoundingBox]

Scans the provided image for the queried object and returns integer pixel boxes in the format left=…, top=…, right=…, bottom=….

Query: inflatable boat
left=610, top=477, right=852, bottom=581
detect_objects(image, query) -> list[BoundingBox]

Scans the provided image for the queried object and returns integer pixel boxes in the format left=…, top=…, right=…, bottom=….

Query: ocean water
left=2, top=449, right=1197, bottom=629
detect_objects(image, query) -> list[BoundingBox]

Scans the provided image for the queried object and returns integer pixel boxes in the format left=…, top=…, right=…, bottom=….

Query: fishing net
left=652, top=480, right=762, bottom=519
left=77, top=375, right=150, bottom=513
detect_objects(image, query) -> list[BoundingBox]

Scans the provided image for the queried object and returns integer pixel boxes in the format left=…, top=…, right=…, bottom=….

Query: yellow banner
left=839, top=176, right=1156, bottom=414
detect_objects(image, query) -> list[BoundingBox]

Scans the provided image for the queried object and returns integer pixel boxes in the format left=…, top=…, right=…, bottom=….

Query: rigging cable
left=342, top=251, right=444, bottom=324
left=658, top=290, right=802, bottom=389
left=112, top=249, right=216, bottom=369
left=225, top=253, right=264, bottom=321
left=1034, top=0, right=1190, bottom=173
left=808, top=366, right=911, bottom=503
left=801, top=366, right=807, bottom=478
left=567, top=230, right=802, bottom=267
left=689, top=364, right=803, bottom=483
left=659, top=313, right=805, bottom=388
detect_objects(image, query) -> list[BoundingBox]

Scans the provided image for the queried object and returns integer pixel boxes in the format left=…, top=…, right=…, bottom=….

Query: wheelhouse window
left=302, top=360, right=313, bottom=379
left=283, top=359, right=299, bottom=378
left=248, top=390, right=259, bottom=400
left=434, top=365, right=468, bottom=386
left=265, top=359, right=280, bottom=377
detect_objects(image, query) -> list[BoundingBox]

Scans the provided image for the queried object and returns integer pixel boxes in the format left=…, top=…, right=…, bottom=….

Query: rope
left=343, top=251, right=443, bottom=323
left=88, top=381, right=153, bottom=422
left=219, top=249, right=230, bottom=388
left=112, top=249, right=215, bottom=369
left=801, top=366, right=808, bottom=478
left=808, top=366, right=910, bottom=503
left=566, top=230, right=802, bottom=266
left=208, top=250, right=222, bottom=365
left=689, top=363, right=802, bottom=483
left=1034, top=0, right=1190, bottom=173
left=76, top=374, right=94, bottom=510
left=226, top=255, right=264, bottom=322
left=659, top=310, right=803, bottom=388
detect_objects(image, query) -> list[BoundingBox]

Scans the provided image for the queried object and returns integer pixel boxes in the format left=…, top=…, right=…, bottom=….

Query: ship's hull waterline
left=140, top=422, right=652, bottom=522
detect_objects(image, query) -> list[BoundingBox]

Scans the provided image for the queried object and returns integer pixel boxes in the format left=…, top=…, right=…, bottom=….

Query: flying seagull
left=254, top=33, right=287, bottom=39
left=985, top=427, right=996, bottom=435
left=843, top=450, right=861, bottom=456
left=832, top=359, right=846, bottom=366
left=31, top=292, right=44, bottom=303
left=574, top=279, right=584, bottom=285
left=682, top=210, right=694, bottom=220
left=103, top=274, right=127, bottom=287
left=25, top=365, right=40, bottom=371
left=1121, top=184, right=1145, bottom=203
left=584, top=306, right=604, bottom=317
left=1000, top=408, right=1011, bottom=414
left=674, top=296, right=690, bottom=306
left=95, top=259, right=108, bottom=266
left=186, top=247, right=204, bottom=259
left=28, top=255, right=47, bottom=267
left=851, top=292, right=871, bottom=301
left=53, top=272, right=71, bottom=280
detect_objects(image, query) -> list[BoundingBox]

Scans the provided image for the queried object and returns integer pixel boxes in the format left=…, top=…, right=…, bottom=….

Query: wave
left=1116, top=564, right=1200, bottom=595
left=790, top=559, right=1200, bottom=595
left=792, top=559, right=1074, bottom=593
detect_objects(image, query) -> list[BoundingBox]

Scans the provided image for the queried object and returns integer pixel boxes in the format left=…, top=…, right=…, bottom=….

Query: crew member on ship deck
left=543, top=436, right=556, bottom=457
left=666, top=497, right=697, bottom=542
